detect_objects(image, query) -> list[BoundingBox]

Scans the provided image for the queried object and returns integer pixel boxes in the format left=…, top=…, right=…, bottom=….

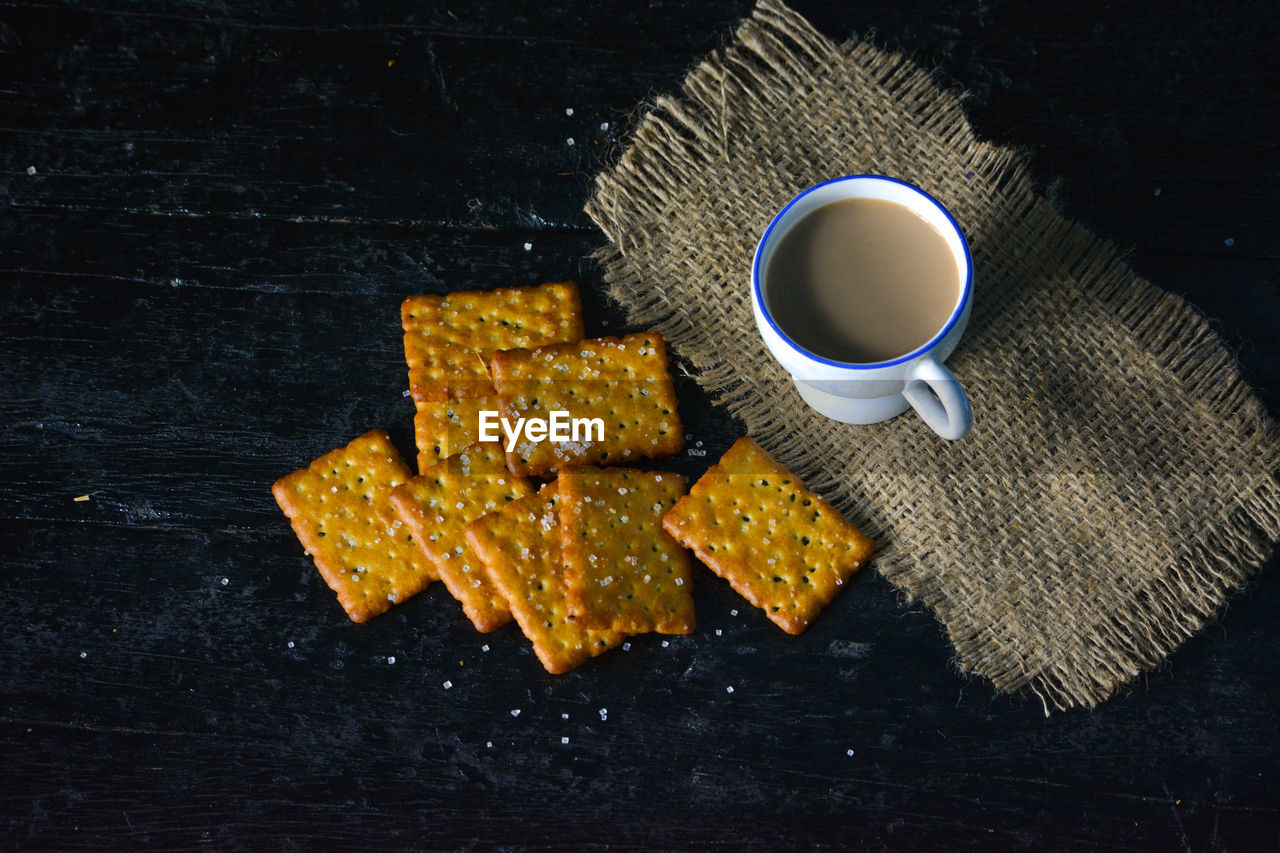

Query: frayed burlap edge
left=585, top=0, right=1280, bottom=712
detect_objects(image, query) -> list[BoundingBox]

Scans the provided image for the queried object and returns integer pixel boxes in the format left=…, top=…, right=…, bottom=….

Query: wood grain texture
left=2, top=0, right=1279, bottom=848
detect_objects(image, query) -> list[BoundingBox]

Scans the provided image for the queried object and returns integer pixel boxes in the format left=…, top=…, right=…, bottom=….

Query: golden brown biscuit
left=466, top=483, right=626, bottom=674
left=490, top=332, right=682, bottom=476
left=272, top=430, right=435, bottom=622
left=557, top=467, right=694, bottom=635
left=401, top=281, right=584, bottom=407
left=662, top=437, right=874, bottom=634
left=390, top=442, right=534, bottom=632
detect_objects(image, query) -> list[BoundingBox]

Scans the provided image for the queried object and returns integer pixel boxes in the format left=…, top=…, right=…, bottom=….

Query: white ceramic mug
left=751, top=175, right=974, bottom=440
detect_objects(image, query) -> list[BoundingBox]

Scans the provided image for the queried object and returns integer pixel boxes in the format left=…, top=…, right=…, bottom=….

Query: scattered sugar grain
left=847, top=749, right=855, bottom=757
left=287, top=641, right=295, bottom=649
left=731, top=609, right=739, bottom=616
left=388, top=656, right=396, bottom=665
left=221, top=577, right=229, bottom=586
left=27, top=166, right=37, bottom=176
left=726, top=686, right=734, bottom=694
left=622, top=642, right=631, bottom=651
left=561, top=736, right=570, bottom=745
left=566, top=137, right=575, bottom=146
left=561, top=712, right=569, bottom=720
left=79, top=651, right=87, bottom=659
left=442, top=679, right=452, bottom=689
left=402, top=389, right=411, bottom=397
left=661, top=640, right=669, bottom=648
left=565, top=107, right=574, bottom=116
left=482, top=644, right=490, bottom=652
left=510, top=708, right=521, bottom=717
left=715, top=629, right=722, bottom=636
left=1225, top=237, right=1235, bottom=246
left=523, top=242, right=532, bottom=251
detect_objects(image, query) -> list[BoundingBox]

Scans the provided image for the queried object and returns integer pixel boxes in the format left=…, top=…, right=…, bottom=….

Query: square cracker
left=413, top=393, right=501, bottom=472
left=490, top=332, right=683, bottom=477
left=390, top=442, right=534, bottom=632
left=661, top=437, right=875, bottom=634
left=401, top=281, right=584, bottom=407
left=557, top=467, right=695, bottom=635
left=466, top=483, right=626, bottom=674
left=272, top=429, right=435, bottom=623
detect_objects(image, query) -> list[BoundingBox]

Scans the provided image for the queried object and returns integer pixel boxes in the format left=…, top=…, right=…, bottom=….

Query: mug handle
left=902, top=354, right=972, bottom=440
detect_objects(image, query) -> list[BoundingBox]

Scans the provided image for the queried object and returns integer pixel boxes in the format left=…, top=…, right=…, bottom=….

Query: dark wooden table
left=3, top=1, right=1278, bottom=849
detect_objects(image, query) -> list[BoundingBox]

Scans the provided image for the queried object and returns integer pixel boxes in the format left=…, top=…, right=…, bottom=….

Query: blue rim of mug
left=752, top=174, right=974, bottom=369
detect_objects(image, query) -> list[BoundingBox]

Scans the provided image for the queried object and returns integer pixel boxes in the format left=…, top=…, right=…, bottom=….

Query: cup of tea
left=751, top=175, right=974, bottom=440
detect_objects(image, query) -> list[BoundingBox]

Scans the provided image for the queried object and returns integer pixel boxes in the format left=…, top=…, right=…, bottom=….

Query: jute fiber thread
left=585, top=0, right=1280, bottom=711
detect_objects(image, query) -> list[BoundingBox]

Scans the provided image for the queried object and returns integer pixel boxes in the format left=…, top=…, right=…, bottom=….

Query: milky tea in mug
left=761, top=197, right=960, bottom=364
left=752, top=176, right=974, bottom=439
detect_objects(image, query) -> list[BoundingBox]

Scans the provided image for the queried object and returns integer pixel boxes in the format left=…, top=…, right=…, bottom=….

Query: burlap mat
left=585, top=0, right=1280, bottom=711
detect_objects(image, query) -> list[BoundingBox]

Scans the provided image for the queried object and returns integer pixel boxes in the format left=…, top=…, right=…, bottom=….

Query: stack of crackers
left=273, top=282, right=875, bottom=673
